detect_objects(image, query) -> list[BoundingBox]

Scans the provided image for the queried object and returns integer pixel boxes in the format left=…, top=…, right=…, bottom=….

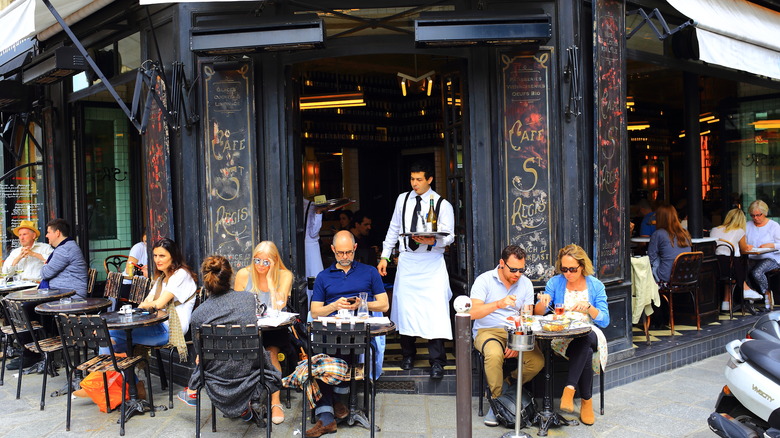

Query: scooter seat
left=741, top=340, right=780, bottom=383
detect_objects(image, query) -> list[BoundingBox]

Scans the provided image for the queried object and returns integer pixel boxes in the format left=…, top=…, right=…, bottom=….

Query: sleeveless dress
left=245, top=274, right=289, bottom=349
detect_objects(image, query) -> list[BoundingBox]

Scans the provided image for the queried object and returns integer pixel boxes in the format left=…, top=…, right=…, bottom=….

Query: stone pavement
left=0, top=353, right=727, bottom=437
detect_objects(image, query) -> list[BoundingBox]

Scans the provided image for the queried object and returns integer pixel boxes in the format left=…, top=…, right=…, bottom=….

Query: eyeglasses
left=253, top=258, right=271, bottom=266
left=504, top=266, right=526, bottom=274
left=560, top=266, right=580, bottom=273
left=334, top=250, right=354, bottom=257
left=750, top=213, right=764, bottom=218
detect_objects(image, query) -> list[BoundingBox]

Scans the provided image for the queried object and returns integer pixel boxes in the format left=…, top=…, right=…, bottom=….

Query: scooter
left=746, top=311, right=780, bottom=343
left=709, top=338, right=780, bottom=437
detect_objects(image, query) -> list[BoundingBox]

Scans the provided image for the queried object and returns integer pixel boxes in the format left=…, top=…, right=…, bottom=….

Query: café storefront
left=0, top=0, right=779, bottom=389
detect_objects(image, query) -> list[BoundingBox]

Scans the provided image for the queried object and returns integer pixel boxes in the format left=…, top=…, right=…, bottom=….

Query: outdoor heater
left=415, top=11, right=551, bottom=47
left=22, top=46, right=87, bottom=85
left=191, top=13, right=324, bottom=55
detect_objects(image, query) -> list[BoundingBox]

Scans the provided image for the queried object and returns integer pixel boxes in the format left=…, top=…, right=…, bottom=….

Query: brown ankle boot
left=580, top=398, right=594, bottom=425
left=560, top=386, right=575, bottom=413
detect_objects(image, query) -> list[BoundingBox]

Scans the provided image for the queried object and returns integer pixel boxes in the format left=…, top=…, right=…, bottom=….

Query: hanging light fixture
left=300, top=92, right=366, bottom=110
left=397, top=70, right=435, bottom=97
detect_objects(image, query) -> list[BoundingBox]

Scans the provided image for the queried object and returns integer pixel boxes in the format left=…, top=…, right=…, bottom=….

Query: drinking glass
left=0, top=273, right=7, bottom=288
left=554, top=303, right=565, bottom=319
left=521, top=304, right=533, bottom=324
left=14, top=268, right=23, bottom=283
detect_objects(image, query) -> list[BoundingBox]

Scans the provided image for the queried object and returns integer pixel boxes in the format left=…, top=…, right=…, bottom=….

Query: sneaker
left=177, top=389, right=197, bottom=407
left=744, top=288, right=763, bottom=300
left=484, top=407, right=498, bottom=427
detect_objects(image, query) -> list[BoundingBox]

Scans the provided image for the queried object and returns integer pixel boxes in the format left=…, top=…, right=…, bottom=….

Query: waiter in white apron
left=378, top=162, right=455, bottom=379
left=304, top=198, right=325, bottom=279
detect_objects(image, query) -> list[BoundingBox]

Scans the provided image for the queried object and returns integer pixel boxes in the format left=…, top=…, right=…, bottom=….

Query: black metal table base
left=343, top=409, right=380, bottom=431
left=533, top=410, right=578, bottom=436
left=118, top=399, right=167, bottom=424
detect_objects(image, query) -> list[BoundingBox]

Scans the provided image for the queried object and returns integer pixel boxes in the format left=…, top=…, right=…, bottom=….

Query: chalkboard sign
left=501, top=52, right=553, bottom=282
left=144, top=76, right=175, bottom=244
left=594, top=0, right=626, bottom=282
left=201, top=61, right=256, bottom=269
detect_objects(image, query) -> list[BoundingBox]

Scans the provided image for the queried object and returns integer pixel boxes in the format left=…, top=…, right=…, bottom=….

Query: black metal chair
left=303, top=320, right=376, bottom=437
left=194, top=323, right=272, bottom=438
left=650, top=251, right=704, bottom=337
left=3, top=299, right=63, bottom=410
left=103, top=255, right=129, bottom=275
left=55, top=314, right=153, bottom=435
left=716, top=241, right=740, bottom=319
left=0, top=299, right=43, bottom=386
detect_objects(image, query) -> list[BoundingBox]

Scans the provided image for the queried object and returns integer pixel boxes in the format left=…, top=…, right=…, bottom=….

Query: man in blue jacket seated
left=40, top=218, right=88, bottom=298
left=306, top=230, right=389, bottom=438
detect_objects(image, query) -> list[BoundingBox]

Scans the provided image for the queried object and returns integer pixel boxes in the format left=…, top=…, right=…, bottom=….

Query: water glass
left=357, top=292, right=370, bottom=319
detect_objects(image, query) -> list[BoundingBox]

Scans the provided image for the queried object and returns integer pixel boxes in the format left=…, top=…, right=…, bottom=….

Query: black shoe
left=7, top=355, right=38, bottom=370
left=401, top=357, right=414, bottom=370
left=430, top=363, right=444, bottom=379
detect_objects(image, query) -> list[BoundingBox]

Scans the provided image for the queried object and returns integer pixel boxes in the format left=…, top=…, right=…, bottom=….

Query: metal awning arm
left=41, top=0, right=142, bottom=133
left=626, top=8, right=693, bottom=40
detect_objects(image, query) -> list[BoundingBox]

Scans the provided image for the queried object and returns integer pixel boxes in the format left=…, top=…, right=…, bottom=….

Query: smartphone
left=347, top=297, right=357, bottom=304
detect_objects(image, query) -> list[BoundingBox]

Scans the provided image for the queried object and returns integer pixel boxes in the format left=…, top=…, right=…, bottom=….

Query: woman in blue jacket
left=543, top=244, right=610, bottom=426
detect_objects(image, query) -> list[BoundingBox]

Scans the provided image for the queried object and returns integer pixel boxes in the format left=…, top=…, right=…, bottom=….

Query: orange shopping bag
left=79, top=359, right=131, bottom=413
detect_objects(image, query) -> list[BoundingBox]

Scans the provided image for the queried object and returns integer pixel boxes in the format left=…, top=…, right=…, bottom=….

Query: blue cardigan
left=543, top=274, right=610, bottom=328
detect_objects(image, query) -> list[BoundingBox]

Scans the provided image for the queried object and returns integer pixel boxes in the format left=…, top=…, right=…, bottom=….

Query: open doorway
left=292, top=54, right=469, bottom=290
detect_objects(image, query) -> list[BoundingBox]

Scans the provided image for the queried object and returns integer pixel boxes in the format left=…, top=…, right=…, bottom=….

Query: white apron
left=304, top=240, right=323, bottom=279
left=390, top=251, right=453, bottom=340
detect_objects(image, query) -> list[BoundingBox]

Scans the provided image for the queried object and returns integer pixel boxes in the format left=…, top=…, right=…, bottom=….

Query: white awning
left=0, top=0, right=114, bottom=56
left=140, top=0, right=258, bottom=4
left=667, top=0, right=780, bottom=80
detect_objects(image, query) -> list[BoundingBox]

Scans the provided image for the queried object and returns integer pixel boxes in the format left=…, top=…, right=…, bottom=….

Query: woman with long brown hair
left=648, top=204, right=692, bottom=283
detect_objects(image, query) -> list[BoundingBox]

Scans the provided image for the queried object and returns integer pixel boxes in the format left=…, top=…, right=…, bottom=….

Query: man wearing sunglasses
left=469, top=245, right=550, bottom=426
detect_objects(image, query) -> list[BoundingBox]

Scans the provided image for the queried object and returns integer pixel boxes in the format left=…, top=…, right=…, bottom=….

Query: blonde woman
left=233, top=241, right=292, bottom=424
left=710, top=209, right=753, bottom=310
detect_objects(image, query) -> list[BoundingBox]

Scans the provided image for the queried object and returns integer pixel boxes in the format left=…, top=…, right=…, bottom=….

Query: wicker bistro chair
left=194, top=324, right=272, bottom=438
left=303, top=320, right=376, bottom=437
left=3, top=299, right=63, bottom=410
left=104, top=255, right=129, bottom=275
left=86, top=268, right=98, bottom=297
left=128, top=276, right=152, bottom=305
left=55, top=314, right=153, bottom=436
left=648, top=251, right=704, bottom=337
left=104, top=271, right=124, bottom=305
left=0, top=299, right=43, bottom=386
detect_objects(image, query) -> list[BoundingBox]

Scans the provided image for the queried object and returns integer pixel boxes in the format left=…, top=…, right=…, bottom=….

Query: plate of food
left=540, top=318, right=571, bottom=332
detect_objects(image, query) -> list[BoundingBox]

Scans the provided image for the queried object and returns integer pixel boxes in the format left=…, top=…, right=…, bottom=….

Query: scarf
left=153, top=272, right=190, bottom=361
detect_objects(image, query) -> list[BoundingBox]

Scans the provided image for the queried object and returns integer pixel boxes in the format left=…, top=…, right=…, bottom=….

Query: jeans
left=99, top=324, right=169, bottom=354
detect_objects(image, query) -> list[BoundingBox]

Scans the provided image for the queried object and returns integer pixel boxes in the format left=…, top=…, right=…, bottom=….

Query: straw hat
left=13, top=220, right=40, bottom=239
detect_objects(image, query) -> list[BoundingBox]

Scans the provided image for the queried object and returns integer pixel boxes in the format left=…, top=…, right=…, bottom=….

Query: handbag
left=488, top=381, right=537, bottom=429
left=79, top=370, right=131, bottom=413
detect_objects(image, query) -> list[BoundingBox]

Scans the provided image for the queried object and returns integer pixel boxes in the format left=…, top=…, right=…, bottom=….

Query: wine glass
left=554, top=303, right=565, bottom=319
left=14, top=267, right=23, bottom=283
left=0, top=272, right=8, bottom=288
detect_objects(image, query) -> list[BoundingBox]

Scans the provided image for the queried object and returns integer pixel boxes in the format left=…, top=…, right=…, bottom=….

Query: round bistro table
left=5, top=288, right=75, bottom=302
left=533, top=325, right=592, bottom=436
left=34, top=297, right=112, bottom=315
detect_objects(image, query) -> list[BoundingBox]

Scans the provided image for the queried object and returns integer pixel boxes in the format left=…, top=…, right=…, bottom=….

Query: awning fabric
left=0, top=0, right=111, bottom=57
left=667, top=0, right=780, bottom=80
left=140, top=0, right=258, bottom=4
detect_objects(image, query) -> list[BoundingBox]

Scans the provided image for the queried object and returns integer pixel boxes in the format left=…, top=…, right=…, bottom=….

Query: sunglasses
left=504, top=266, right=526, bottom=274
left=560, top=266, right=580, bottom=273
left=253, top=258, right=271, bottom=266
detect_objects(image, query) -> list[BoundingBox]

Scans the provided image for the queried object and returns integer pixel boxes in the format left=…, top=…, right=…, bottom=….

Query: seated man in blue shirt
left=470, top=244, right=549, bottom=427
left=307, top=230, right=389, bottom=438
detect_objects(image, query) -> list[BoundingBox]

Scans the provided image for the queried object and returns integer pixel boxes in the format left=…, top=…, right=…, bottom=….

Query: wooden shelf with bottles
left=300, top=71, right=444, bottom=150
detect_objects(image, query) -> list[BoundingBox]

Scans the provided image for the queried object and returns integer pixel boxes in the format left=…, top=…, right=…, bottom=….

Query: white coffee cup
left=120, top=304, right=132, bottom=314
left=336, top=308, right=353, bottom=319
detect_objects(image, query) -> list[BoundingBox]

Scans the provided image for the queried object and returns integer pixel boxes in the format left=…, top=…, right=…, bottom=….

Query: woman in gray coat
left=178, top=255, right=281, bottom=423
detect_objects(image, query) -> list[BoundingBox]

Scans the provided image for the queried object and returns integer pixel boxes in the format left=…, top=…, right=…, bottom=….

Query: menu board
left=594, top=0, right=626, bottom=282
left=201, top=61, right=256, bottom=269
left=144, top=76, right=175, bottom=244
left=501, top=51, right=553, bottom=282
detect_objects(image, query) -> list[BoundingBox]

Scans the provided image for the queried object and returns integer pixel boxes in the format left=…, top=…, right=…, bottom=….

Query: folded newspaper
left=257, top=311, right=298, bottom=327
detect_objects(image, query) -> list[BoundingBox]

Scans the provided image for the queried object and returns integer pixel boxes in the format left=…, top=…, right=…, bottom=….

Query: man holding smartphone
left=469, top=245, right=550, bottom=427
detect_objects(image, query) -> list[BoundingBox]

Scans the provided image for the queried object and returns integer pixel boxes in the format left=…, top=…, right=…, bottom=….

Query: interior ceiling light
left=699, top=112, right=715, bottom=123
left=397, top=71, right=435, bottom=97
left=627, top=122, right=650, bottom=131
left=300, top=92, right=365, bottom=110
left=751, top=120, right=780, bottom=130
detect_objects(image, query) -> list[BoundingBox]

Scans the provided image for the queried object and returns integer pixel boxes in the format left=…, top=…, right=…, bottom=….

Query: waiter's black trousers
left=400, top=335, right=446, bottom=366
